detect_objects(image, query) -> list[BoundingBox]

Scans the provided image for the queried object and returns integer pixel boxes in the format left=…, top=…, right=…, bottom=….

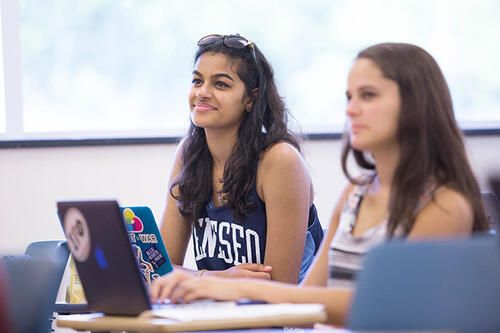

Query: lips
left=350, top=124, right=365, bottom=133
left=194, top=102, right=216, bottom=112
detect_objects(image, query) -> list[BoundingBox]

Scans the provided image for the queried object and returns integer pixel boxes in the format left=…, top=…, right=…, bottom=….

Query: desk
left=56, top=314, right=453, bottom=333
left=56, top=308, right=326, bottom=333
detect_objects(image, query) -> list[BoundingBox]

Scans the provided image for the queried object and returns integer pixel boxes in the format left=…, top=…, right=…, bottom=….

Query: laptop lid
left=120, top=206, right=173, bottom=284
left=347, top=237, right=500, bottom=331
left=57, top=200, right=152, bottom=316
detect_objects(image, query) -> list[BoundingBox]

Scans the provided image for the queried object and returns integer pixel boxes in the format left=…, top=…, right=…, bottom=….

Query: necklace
left=214, top=176, right=224, bottom=205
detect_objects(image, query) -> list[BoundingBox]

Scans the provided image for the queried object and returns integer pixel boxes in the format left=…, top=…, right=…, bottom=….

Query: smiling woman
left=158, top=33, right=323, bottom=285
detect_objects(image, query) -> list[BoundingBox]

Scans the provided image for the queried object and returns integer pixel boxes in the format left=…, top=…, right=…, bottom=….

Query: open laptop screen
left=58, top=200, right=152, bottom=316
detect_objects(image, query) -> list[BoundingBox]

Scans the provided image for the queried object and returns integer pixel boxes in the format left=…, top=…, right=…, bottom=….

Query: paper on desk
left=148, top=303, right=325, bottom=322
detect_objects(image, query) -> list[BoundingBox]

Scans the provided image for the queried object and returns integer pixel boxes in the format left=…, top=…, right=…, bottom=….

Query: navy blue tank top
left=192, top=183, right=323, bottom=282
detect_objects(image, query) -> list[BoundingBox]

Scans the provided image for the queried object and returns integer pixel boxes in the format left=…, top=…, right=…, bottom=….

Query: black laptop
left=58, top=200, right=157, bottom=316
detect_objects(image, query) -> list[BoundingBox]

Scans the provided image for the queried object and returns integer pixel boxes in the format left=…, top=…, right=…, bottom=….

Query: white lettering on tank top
left=245, top=228, right=261, bottom=264
left=202, top=219, right=218, bottom=257
left=195, top=219, right=261, bottom=266
left=217, top=222, right=233, bottom=264
left=194, top=217, right=208, bottom=261
left=231, top=223, right=246, bottom=265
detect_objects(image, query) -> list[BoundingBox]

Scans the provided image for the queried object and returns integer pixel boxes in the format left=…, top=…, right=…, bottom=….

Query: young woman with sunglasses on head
left=158, top=34, right=323, bottom=285
left=151, top=42, right=489, bottom=325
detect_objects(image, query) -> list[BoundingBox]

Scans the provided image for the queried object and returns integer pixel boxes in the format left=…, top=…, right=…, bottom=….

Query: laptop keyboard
left=152, top=300, right=237, bottom=311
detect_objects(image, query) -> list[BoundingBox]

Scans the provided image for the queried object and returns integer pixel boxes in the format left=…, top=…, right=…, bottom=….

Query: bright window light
left=1, top=0, right=499, bottom=141
left=0, top=4, right=6, bottom=133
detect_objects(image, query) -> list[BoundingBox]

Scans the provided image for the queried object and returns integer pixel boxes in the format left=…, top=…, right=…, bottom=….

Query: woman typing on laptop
left=151, top=43, right=489, bottom=325
left=159, top=34, right=323, bottom=285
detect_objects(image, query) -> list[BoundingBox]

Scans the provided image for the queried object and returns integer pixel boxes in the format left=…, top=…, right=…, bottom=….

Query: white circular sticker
left=63, top=207, right=91, bottom=262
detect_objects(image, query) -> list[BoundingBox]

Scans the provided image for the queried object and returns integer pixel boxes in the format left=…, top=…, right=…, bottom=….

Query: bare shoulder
left=409, top=186, right=474, bottom=238
left=257, top=142, right=310, bottom=186
left=260, top=142, right=304, bottom=168
left=256, top=142, right=312, bottom=203
left=431, top=187, right=473, bottom=227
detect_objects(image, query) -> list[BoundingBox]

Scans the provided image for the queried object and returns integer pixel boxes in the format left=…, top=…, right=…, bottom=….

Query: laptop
left=121, top=206, right=173, bottom=284
left=57, top=200, right=327, bottom=330
left=57, top=200, right=172, bottom=316
left=347, top=237, right=500, bottom=331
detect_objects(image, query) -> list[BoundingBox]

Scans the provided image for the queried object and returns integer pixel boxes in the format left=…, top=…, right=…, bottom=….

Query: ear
left=245, top=88, right=259, bottom=112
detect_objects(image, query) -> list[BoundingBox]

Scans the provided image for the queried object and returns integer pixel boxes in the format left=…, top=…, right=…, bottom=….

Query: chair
left=347, top=236, right=500, bottom=332
left=3, top=255, right=61, bottom=333
left=24, top=240, right=71, bottom=331
left=2, top=240, right=70, bottom=333
left=482, top=191, right=500, bottom=233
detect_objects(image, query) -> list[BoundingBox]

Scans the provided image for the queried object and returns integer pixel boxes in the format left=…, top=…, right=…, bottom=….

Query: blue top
left=192, top=184, right=323, bottom=283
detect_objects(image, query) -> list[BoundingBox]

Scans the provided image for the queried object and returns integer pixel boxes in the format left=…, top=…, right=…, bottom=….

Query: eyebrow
left=192, top=70, right=234, bottom=81
left=346, top=84, right=378, bottom=94
left=357, top=84, right=378, bottom=90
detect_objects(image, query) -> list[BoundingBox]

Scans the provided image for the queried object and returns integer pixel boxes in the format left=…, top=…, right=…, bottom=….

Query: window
left=0, top=4, right=6, bottom=133
left=2, top=0, right=500, bottom=142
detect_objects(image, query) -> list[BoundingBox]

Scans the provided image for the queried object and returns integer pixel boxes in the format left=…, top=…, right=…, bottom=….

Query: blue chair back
left=1, top=240, right=69, bottom=333
left=347, top=236, right=500, bottom=332
left=3, top=256, right=61, bottom=333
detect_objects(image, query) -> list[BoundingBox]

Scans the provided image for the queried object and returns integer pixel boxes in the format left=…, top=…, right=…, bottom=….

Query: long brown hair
left=171, top=36, right=300, bottom=224
left=341, top=42, right=488, bottom=236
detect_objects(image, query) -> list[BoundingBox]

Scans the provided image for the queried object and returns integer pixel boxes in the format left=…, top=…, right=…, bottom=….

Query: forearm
left=240, top=280, right=352, bottom=326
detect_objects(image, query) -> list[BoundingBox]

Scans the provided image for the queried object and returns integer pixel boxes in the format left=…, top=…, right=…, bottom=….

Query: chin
left=350, top=136, right=364, bottom=150
left=190, top=114, right=213, bottom=129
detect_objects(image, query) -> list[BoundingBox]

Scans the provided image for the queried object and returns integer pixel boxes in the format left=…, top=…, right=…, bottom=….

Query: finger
left=149, top=281, right=159, bottom=302
left=243, top=263, right=273, bottom=272
left=159, top=274, right=183, bottom=302
left=180, top=279, right=218, bottom=303
left=169, top=280, right=192, bottom=304
left=249, top=271, right=271, bottom=280
left=182, top=289, right=206, bottom=303
left=157, top=272, right=188, bottom=302
left=150, top=279, right=167, bottom=303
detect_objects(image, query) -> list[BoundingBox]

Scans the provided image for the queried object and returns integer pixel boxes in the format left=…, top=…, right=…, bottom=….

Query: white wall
left=1, top=136, right=499, bottom=259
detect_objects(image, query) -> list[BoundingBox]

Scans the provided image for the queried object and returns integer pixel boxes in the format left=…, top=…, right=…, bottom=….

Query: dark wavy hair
left=341, top=42, right=489, bottom=236
left=171, top=36, right=300, bottom=224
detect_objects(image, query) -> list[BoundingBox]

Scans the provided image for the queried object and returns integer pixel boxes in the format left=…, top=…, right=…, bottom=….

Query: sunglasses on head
left=198, top=34, right=253, bottom=49
left=197, top=34, right=258, bottom=64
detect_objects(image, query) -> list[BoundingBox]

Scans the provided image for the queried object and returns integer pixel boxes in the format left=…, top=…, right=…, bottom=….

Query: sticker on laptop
left=123, top=208, right=144, bottom=233
left=63, top=207, right=91, bottom=262
left=144, top=244, right=167, bottom=270
left=133, top=244, right=160, bottom=284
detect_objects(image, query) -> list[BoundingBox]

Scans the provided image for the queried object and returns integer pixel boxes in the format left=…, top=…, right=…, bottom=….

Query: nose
left=195, top=84, right=211, bottom=100
left=346, top=98, right=360, bottom=118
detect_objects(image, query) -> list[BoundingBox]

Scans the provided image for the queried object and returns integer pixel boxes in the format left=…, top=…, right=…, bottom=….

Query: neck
left=205, top=128, right=238, bottom=171
left=371, top=144, right=400, bottom=190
